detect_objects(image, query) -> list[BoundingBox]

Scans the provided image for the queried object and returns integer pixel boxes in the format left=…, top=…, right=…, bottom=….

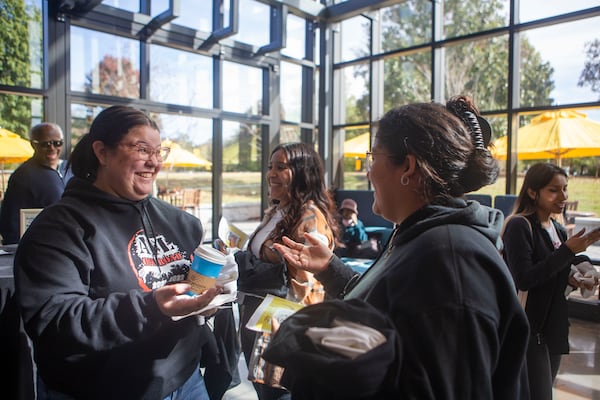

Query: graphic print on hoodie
left=129, top=229, right=191, bottom=291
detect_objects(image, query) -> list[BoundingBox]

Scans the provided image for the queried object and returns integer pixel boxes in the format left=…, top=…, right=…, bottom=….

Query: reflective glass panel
left=232, top=0, right=270, bottom=47
left=149, top=45, right=212, bottom=108
left=380, top=1, right=432, bottom=52
left=152, top=0, right=212, bottom=32
left=383, top=51, right=431, bottom=112
left=335, top=63, right=369, bottom=124
left=484, top=109, right=600, bottom=216
left=151, top=113, right=213, bottom=234
left=444, top=35, right=509, bottom=111
left=443, top=0, right=509, bottom=39
left=484, top=113, right=509, bottom=183
left=338, top=15, right=371, bottom=62
left=519, top=16, right=600, bottom=107
left=282, top=13, right=305, bottom=59
left=280, top=123, right=301, bottom=143
left=0, top=0, right=43, bottom=88
left=70, top=27, right=140, bottom=98
left=0, top=93, right=42, bottom=140
left=280, top=61, right=302, bottom=122
left=222, top=61, right=263, bottom=114
left=103, top=0, right=138, bottom=12
left=70, top=103, right=105, bottom=152
left=222, top=120, right=263, bottom=235
left=340, top=127, right=370, bottom=190
left=519, top=0, right=599, bottom=23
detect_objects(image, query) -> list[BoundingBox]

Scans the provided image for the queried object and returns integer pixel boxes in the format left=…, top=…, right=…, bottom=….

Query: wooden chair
left=181, top=188, right=201, bottom=216
left=564, top=201, right=579, bottom=224
left=563, top=200, right=579, bottom=236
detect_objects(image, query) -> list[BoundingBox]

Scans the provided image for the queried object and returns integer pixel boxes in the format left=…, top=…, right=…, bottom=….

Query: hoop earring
left=400, top=175, right=409, bottom=186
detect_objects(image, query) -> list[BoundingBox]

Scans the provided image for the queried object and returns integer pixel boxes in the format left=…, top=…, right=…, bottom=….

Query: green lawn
left=4, top=168, right=594, bottom=218
left=475, top=176, right=600, bottom=217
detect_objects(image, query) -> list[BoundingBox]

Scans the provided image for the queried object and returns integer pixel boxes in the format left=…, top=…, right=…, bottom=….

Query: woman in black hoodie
left=15, top=106, right=222, bottom=400
left=269, top=96, right=531, bottom=399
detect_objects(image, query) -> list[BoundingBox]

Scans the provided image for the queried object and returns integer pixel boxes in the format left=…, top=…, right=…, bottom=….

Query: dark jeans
left=526, top=335, right=562, bottom=400
left=38, top=367, right=210, bottom=400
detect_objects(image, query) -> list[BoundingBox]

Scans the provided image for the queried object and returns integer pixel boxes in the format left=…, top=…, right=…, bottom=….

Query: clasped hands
left=568, top=261, right=600, bottom=298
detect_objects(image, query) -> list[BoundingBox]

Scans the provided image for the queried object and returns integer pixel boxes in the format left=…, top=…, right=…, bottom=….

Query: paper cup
left=187, top=245, right=226, bottom=294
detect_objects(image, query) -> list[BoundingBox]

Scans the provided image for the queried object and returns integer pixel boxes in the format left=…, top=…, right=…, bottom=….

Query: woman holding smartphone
left=502, top=162, right=600, bottom=400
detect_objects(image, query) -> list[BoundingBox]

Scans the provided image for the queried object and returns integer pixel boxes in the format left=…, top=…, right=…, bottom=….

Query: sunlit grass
left=343, top=172, right=600, bottom=216
left=478, top=176, right=600, bottom=217
left=154, top=170, right=600, bottom=217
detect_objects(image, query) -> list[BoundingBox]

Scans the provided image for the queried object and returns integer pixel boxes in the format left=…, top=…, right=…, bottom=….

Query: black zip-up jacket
left=503, top=213, right=590, bottom=353
left=281, top=199, right=530, bottom=399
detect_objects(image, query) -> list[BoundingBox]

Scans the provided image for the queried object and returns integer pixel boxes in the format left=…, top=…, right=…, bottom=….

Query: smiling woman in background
left=502, top=162, right=600, bottom=400
left=231, top=142, right=338, bottom=400
left=14, top=105, right=222, bottom=400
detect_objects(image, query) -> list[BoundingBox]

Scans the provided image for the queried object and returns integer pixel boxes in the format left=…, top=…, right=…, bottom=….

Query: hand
left=228, top=233, right=240, bottom=248
left=154, top=283, right=222, bottom=317
left=565, top=227, right=600, bottom=254
left=213, top=238, right=228, bottom=254
left=273, top=232, right=333, bottom=274
left=271, top=316, right=281, bottom=334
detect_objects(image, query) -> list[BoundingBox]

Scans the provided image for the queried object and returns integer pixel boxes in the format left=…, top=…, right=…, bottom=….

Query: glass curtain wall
left=333, top=0, right=600, bottom=217
left=2, top=0, right=600, bottom=232
left=1, top=0, right=320, bottom=241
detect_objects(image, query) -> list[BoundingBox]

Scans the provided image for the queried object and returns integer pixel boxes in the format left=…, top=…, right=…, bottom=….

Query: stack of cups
left=187, top=245, right=227, bottom=295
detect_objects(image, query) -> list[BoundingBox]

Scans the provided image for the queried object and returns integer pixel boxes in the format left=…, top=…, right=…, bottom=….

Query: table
left=565, top=210, right=596, bottom=224
left=0, top=245, right=35, bottom=400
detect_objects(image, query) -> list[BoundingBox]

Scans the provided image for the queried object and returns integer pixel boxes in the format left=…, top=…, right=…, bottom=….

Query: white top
left=544, top=222, right=562, bottom=250
left=250, top=209, right=283, bottom=257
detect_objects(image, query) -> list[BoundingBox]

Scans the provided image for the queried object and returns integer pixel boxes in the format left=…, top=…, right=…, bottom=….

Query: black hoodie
left=15, top=177, right=210, bottom=399
left=310, top=198, right=530, bottom=399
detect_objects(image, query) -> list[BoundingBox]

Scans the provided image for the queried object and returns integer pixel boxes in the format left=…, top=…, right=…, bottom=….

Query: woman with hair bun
left=270, top=96, right=530, bottom=399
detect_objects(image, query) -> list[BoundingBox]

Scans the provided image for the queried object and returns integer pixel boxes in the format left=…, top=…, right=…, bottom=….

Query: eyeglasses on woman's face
left=365, top=151, right=390, bottom=173
left=365, top=150, right=405, bottom=173
left=122, top=143, right=171, bottom=162
left=32, top=139, right=64, bottom=148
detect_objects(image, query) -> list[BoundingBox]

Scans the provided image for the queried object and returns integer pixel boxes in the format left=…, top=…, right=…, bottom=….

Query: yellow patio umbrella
left=161, top=140, right=212, bottom=168
left=0, top=127, right=34, bottom=192
left=160, top=139, right=212, bottom=187
left=343, top=132, right=370, bottom=158
left=491, top=110, right=600, bottom=165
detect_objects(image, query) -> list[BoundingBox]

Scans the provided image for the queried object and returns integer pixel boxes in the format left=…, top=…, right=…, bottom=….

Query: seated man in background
left=334, top=198, right=379, bottom=259
left=0, top=123, right=71, bottom=244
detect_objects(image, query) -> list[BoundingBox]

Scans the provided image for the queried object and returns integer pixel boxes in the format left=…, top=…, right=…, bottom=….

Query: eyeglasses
left=32, top=139, right=64, bottom=148
left=365, top=151, right=404, bottom=172
left=123, top=143, right=171, bottom=162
